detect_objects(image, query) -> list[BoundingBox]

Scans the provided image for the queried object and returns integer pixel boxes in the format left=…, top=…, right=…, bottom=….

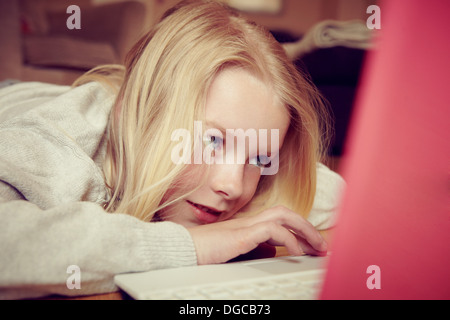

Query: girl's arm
left=0, top=191, right=197, bottom=300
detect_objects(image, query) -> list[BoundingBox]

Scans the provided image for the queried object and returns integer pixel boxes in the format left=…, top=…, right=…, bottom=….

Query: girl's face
left=159, top=68, right=290, bottom=227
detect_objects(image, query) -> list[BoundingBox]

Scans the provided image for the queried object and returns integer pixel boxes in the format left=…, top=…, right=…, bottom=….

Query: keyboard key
left=200, top=287, right=232, bottom=299
left=175, top=289, right=207, bottom=300
left=275, top=278, right=300, bottom=288
left=228, top=284, right=255, bottom=296
left=285, top=292, right=314, bottom=300
left=252, top=282, right=276, bottom=292
left=139, top=268, right=324, bottom=300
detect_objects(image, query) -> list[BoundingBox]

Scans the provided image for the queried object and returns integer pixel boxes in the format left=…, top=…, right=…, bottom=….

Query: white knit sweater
left=0, top=81, right=344, bottom=299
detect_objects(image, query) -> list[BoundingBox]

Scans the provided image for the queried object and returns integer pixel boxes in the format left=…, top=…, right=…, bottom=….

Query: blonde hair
left=74, top=0, right=330, bottom=221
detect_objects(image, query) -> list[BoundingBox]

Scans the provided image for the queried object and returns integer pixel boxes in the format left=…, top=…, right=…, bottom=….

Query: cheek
left=237, top=167, right=262, bottom=207
left=161, top=164, right=205, bottom=204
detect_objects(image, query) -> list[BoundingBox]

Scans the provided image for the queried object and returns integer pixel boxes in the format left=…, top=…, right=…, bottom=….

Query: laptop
left=115, top=255, right=328, bottom=300
left=115, top=0, right=449, bottom=300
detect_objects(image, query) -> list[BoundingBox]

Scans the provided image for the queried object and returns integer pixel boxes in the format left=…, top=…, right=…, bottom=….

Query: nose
left=210, top=163, right=245, bottom=200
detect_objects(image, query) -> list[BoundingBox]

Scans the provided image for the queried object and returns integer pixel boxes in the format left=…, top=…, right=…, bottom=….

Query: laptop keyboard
left=140, top=269, right=324, bottom=300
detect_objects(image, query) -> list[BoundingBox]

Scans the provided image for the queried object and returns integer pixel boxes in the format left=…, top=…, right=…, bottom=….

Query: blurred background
left=0, top=0, right=378, bottom=166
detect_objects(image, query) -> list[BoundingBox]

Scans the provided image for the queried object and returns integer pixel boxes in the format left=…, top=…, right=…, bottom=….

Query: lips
left=187, top=200, right=223, bottom=224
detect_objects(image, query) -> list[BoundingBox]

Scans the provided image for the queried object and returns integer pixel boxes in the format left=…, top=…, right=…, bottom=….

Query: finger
left=248, top=222, right=304, bottom=256
left=295, top=235, right=328, bottom=256
left=282, top=209, right=327, bottom=252
left=288, top=225, right=327, bottom=253
left=262, top=206, right=327, bottom=252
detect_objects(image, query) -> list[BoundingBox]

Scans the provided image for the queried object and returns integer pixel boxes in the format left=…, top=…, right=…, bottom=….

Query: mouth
left=187, top=200, right=223, bottom=224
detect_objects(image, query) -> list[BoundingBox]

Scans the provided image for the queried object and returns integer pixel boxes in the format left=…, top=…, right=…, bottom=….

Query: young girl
left=0, top=0, right=344, bottom=299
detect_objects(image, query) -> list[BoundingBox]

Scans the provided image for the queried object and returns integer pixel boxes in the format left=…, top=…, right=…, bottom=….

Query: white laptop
left=114, top=255, right=327, bottom=300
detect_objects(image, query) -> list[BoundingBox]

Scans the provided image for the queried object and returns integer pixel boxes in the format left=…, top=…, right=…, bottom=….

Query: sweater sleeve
left=307, top=163, right=346, bottom=230
left=0, top=82, right=197, bottom=299
left=0, top=190, right=197, bottom=300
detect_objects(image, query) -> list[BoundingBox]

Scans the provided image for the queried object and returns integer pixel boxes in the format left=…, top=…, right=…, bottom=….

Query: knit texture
left=0, top=82, right=197, bottom=299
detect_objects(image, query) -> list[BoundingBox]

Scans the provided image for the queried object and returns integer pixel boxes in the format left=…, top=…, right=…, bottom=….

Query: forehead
left=205, top=68, right=290, bottom=135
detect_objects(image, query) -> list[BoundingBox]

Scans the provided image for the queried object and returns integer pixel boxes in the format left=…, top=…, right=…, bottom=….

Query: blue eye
left=206, top=135, right=223, bottom=150
left=249, top=155, right=271, bottom=168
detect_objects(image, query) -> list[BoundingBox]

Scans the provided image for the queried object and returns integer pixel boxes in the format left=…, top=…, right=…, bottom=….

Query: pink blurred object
left=320, top=0, right=450, bottom=299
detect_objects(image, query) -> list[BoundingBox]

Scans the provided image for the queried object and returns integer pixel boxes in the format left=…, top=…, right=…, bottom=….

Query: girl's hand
left=188, top=205, right=327, bottom=265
